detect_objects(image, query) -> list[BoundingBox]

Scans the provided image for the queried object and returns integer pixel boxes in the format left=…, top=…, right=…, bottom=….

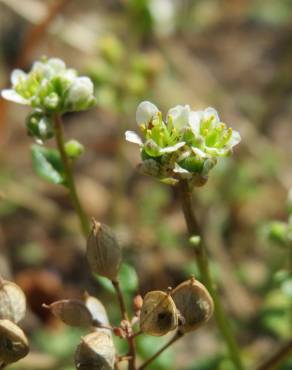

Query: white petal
left=203, top=107, right=220, bottom=123
left=191, top=147, right=208, bottom=158
left=189, top=110, right=203, bottom=133
left=125, top=130, right=143, bottom=145
left=205, top=147, right=227, bottom=156
left=173, top=163, right=190, bottom=174
left=47, top=58, right=66, bottom=72
left=136, top=101, right=159, bottom=125
left=11, top=69, right=27, bottom=86
left=160, top=141, right=185, bottom=153
left=1, top=89, right=29, bottom=105
left=167, top=105, right=190, bottom=129
left=229, top=130, right=241, bottom=147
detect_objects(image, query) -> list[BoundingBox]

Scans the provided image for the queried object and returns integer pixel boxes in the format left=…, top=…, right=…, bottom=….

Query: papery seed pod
left=140, top=291, right=178, bottom=336
left=86, top=220, right=122, bottom=281
left=75, top=331, right=115, bottom=370
left=0, top=319, right=29, bottom=366
left=84, top=294, right=110, bottom=332
left=43, top=299, right=93, bottom=327
left=0, top=279, right=26, bottom=323
left=171, top=278, right=214, bottom=333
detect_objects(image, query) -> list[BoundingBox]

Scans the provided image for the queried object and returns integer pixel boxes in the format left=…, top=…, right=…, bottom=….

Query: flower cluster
left=1, top=57, right=96, bottom=143
left=126, top=101, right=241, bottom=185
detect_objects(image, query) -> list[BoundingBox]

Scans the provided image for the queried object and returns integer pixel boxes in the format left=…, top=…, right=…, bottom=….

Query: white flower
left=125, top=130, right=143, bottom=145
left=136, top=101, right=159, bottom=126
left=66, top=77, right=94, bottom=104
left=167, top=105, right=190, bottom=130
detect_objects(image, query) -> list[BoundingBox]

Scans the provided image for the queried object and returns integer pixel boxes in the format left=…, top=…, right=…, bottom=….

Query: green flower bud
left=65, top=140, right=84, bottom=160
left=26, top=111, right=54, bottom=142
left=44, top=92, right=60, bottom=110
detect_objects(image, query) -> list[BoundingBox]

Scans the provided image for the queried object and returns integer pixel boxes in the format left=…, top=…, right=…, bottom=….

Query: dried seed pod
left=0, top=278, right=26, bottom=323
left=86, top=220, right=122, bottom=281
left=140, top=291, right=178, bottom=336
left=43, top=299, right=93, bottom=327
left=84, top=294, right=110, bottom=331
left=171, top=278, right=214, bottom=333
left=0, top=319, right=29, bottom=366
left=75, top=331, right=115, bottom=370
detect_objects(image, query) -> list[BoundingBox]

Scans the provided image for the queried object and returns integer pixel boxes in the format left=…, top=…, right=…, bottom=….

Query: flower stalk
left=178, top=179, right=244, bottom=370
left=53, top=114, right=90, bottom=237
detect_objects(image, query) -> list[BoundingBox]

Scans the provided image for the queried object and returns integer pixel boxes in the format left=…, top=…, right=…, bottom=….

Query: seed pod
left=84, top=294, right=110, bottom=331
left=140, top=291, right=178, bottom=336
left=43, top=299, right=93, bottom=327
left=86, top=220, right=122, bottom=281
left=171, top=278, right=214, bottom=333
left=0, top=279, right=26, bottom=323
left=0, top=319, right=29, bottom=366
left=75, top=331, right=115, bottom=370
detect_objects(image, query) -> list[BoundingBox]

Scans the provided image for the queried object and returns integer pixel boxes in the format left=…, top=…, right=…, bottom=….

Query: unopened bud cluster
left=126, top=101, right=241, bottom=186
left=1, top=57, right=96, bottom=143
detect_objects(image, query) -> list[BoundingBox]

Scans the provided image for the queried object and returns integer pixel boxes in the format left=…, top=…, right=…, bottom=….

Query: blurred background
left=0, top=0, right=292, bottom=369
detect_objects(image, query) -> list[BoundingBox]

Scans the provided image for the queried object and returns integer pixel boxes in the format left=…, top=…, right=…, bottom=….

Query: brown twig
left=255, top=339, right=292, bottom=370
left=112, top=280, right=136, bottom=370
left=138, top=331, right=184, bottom=370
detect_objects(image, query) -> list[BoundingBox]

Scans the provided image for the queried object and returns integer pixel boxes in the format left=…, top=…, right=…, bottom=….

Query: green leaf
left=31, top=145, right=66, bottom=185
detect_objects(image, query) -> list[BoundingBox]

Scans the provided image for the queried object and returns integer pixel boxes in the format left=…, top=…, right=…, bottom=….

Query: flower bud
left=44, top=92, right=60, bottom=110
left=66, top=77, right=95, bottom=111
left=75, top=331, right=115, bottom=370
left=65, top=140, right=84, bottom=160
left=136, top=101, right=159, bottom=126
left=43, top=299, right=93, bottom=327
left=140, top=291, right=178, bottom=336
left=26, top=111, right=54, bottom=142
left=86, top=220, right=122, bottom=281
left=0, top=279, right=26, bottom=324
left=171, top=278, right=214, bottom=333
left=0, top=319, right=29, bottom=366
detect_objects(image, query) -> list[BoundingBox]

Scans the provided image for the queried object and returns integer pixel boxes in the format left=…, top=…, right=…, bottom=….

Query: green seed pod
left=140, top=291, right=178, bottom=336
left=0, top=279, right=26, bottom=324
left=171, top=278, right=214, bottom=333
left=0, top=319, right=29, bottom=366
left=43, top=299, right=93, bottom=327
left=75, top=331, right=115, bottom=370
left=86, top=220, right=122, bottom=281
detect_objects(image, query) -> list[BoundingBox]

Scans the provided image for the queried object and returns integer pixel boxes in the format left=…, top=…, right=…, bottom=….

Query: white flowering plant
left=125, top=101, right=241, bottom=186
left=2, top=57, right=96, bottom=144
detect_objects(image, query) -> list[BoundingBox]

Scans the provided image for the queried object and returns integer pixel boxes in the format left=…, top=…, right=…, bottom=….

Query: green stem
left=53, top=114, right=90, bottom=237
left=178, top=179, right=244, bottom=370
